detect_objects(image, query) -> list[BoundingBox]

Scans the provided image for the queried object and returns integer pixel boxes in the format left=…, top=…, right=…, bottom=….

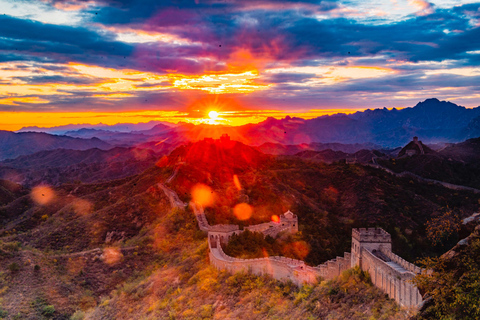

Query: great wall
left=159, top=168, right=424, bottom=310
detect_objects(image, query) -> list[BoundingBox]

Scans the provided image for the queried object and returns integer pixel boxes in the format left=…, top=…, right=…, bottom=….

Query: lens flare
left=233, top=203, right=253, bottom=220
left=31, top=185, right=55, bottom=206
left=233, top=174, right=242, bottom=191
left=191, top=183, right=215, bottom=207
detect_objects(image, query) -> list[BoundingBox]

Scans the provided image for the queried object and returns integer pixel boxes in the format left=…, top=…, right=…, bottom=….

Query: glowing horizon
left=0, top=108, right=366, bottom=131
left=1, top=1, right=480, bottom=130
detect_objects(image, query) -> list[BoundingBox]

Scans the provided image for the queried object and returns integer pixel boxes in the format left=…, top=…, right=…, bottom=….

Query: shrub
left=0, top=308, right=7, bottom=318
left=2, top=241, right=20, bottom=252
left=42, top=305, right=55, bottom=317
left=8, top=262, right=20, bottom=272
left=70, top=310, right=85, bottom=320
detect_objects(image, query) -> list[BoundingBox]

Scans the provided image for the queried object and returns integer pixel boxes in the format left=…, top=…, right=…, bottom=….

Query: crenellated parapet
left=380, top=249, right=423, bottom=275
left=351, top=228, right=392, bottom=268
left=352, top=228, right=392, bottom=243
left=209, top=237, right=350, bottom=286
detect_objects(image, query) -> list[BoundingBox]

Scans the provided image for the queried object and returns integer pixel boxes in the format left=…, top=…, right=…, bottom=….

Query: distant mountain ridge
left=165, top=98, right=480, bottom=148
left=376, top=136, right=480, bottom=189
left=0, top=131, right=112, bottom=161
left=255, top=142, right=382, bottom=155
left=17, top=120, right=173, bottom=135
left=8, top=98, right=480, bottom=150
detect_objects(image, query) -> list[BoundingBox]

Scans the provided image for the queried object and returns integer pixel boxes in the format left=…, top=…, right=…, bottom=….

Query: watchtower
left=280, top=210, right=298, bottom=232
left=351, top=228, right=392, bottom=268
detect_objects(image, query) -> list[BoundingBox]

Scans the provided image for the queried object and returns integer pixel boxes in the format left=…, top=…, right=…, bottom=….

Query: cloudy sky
left=1, top=0, right=480, bottom=129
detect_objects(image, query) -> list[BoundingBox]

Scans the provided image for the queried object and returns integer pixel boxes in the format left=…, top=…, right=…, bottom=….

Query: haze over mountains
left=0, top=131, right=111, bottom=161
left=11, top=98, right=480, bottom=154
left=17, top=120, right=171, bottom=135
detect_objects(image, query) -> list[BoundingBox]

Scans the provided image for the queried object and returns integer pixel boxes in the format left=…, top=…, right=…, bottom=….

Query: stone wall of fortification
left=361, top=247, right=422, bottom=308
left=208, top=237, right=352, bottom=286
left=207, top=224, right=423, bottom=309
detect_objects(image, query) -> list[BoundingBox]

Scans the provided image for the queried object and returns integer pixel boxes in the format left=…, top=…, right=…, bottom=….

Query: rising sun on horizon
left=208, top=111, right=219, bottom=120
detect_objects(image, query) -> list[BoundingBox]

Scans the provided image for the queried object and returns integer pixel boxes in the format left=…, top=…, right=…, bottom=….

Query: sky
left=1, top=0, right=480, bottom=130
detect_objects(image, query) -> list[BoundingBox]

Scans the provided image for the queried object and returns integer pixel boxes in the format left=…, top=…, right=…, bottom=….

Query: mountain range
left=16, top=120, right=172, bottom=135
left=0, top=131, right=112, bottom=161
left=1, top=98, right=478, bottom=165
left=15, top=98, right=480, bottom=151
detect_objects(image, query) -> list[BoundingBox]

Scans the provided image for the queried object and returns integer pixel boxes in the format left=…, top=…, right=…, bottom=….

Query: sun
left=208, top=110, right=219, bottom=119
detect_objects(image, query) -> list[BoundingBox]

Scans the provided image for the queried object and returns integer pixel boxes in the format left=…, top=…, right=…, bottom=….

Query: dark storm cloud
left=7, top=1, right=478, bottom=74
left=0, top=15, right=132, bottom=67
left=282, top=10, right=471, bottom=62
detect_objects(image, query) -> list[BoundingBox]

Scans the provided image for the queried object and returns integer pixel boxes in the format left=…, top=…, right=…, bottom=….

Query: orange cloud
left=170, top=71, right=270, bottom=94
left=408, top=0, right=434, bottom=15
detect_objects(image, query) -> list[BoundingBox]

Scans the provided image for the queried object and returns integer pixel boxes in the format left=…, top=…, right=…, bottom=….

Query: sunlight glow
left=208, top=111, right=219, bottom=119
left=171, top=71, right=269, bottom=94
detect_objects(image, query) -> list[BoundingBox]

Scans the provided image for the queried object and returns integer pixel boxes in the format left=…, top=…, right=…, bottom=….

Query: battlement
left=352, top=228, right=391, bottom=243
left=209, top=224, right=240, bottom=233
left=280, top=210, right=297, bottom=221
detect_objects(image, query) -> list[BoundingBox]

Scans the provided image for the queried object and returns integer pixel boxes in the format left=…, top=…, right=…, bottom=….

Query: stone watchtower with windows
left=280, top=210, right=298, bottom=232
left=351, top=228, right=392, bottom=268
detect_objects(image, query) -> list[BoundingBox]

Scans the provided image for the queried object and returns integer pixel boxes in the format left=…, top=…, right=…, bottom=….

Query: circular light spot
left=234, top=203, right=253, bottom=220
left=31, top=185, right=55, bottom=206
left=191, top=183, right=215, bottom=207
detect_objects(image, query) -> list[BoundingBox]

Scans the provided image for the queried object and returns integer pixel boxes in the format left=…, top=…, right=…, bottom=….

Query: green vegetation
left=70, top=310, right=85, bottom=320
left=414, top=233, right=480, bottom=320
left=31, top=297, right=56, bottom=319
left=0, top=241, right=21, bottom=257
left=8, top=263, right=20, bottom=273
left=224, top=229, right=310, bottom=261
